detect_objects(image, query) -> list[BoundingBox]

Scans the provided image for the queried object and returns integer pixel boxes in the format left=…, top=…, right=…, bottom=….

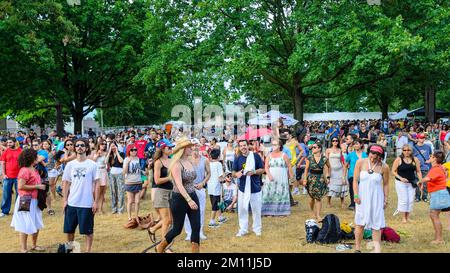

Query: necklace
left=368, top=160, right=379, bottom=174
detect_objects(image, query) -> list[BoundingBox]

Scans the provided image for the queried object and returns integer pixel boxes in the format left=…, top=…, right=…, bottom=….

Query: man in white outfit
left=184, top=139, right=210, bottom=241
left=232, top=140, right=265, bottom=237
left=395, top=130, right=409, bottom=157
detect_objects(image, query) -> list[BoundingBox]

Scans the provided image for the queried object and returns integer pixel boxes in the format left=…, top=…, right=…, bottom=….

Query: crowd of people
left=0, top=117, right=449, bottom=253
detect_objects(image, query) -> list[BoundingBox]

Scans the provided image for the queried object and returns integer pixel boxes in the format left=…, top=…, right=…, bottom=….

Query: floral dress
left=261, top=155, right=290, bottom=216
left=306, top=155, right=328, bottom=200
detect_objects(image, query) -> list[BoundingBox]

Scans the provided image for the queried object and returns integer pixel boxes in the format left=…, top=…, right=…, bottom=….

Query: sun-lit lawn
left=1, top=159, right=449, bottom=253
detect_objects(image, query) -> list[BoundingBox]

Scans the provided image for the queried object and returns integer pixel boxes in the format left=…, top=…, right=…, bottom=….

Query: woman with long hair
left=354, top=145, right=390, bottom=253
left=303, top=142, right=330, bottom=221
left=106, top=141, right=125, bottom=214
left=92, top=140, right=108, bottom=215
left=326, top=137, right=347, bottom=208
left=155, top=137, right=200, bottom=253
left=10, top=149, right=46, bottom=253
left=148, top=139, right=174, bottom=248
left=42, top=140, right=57, bottom=216
left=123, top=144, right=143, bottom=221
left=223, top=138, right=236, bottom=173
left=392, top=144, right=422, bottom=223
left=377, top=133, right=388, bottom=163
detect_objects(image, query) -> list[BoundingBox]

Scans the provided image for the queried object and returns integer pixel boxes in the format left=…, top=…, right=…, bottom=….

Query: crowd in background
left=0, top=117, right=449, bottom=253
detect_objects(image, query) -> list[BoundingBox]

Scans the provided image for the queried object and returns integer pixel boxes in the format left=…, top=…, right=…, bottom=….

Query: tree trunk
left=55, top=103, right=64, bottom=136
left=424, top=86, right=436, bottom=123
left=73, top=111, right=84, bottom=136
left=381, top=100, right=389, bottom=120
left=292, top=73, right=304, bottom=123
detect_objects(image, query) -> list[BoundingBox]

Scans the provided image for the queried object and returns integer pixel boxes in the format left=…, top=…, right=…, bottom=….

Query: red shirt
left=0, top=148, right=22, bottom=178
left=17, top=167, right=41, bottom=199
left=135, top=140, right=148, bottom=159
left=426, top=165, right=447, bottom=193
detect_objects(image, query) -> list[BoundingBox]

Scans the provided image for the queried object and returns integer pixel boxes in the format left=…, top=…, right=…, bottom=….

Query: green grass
left=0, top=159, right=449, bottom=253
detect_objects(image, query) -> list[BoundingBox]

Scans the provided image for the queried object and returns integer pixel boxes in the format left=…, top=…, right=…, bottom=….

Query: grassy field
left=1, top=165, right=449, bottom=253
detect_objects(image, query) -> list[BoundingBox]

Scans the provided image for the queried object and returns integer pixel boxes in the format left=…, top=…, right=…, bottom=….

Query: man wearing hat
left=232, top=139, right=265, bottom=237
left=413, top=133, right=433, bottom=202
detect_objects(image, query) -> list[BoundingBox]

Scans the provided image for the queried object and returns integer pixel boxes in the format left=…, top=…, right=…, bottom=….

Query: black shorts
left=210, top=195, right=221, bottom=211
left=442, top=187, right=450, bottom=212
left=64, top=205, right=94, bottom=235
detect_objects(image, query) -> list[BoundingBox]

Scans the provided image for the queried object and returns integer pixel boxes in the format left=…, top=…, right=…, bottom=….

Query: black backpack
left=317, top=214, right=341, bottom=244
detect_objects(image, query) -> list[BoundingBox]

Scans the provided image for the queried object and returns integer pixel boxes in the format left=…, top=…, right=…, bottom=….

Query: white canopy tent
left=301, top=111, right=397, bottom=121
left=389, top=109, right=409, bottom=120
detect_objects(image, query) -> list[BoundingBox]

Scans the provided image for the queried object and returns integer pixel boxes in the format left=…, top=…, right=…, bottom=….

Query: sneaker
left=255, top=232, right=262, bottom=236
left=185, top=235, right=191, bottom=241
left=200, top=234, right=207, bottom=240
left=0, top=213, right=6, bottom=218
left=292, top=188, right=299, bottom=195
left=236, top=231, right=248, bottom=237
left=415, top=199, right=420, bottom=202
left=208, top=222, right=220, bottom=228
left=423, top=199, right=428, bottom=203
left=218, top=216, right=228, bottom=224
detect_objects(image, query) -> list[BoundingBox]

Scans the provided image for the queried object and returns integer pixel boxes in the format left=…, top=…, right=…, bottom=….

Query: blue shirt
left=282, top=147, right=292, bottom=161
left=57, top=142, right=65, bottom=152
left=413, top=143, right=432, bottom=171
left=346, top=151, right=368, bottom=179
left=38, top=150, right=49, bottom=172
left=232, top=153, right=264, bottom=194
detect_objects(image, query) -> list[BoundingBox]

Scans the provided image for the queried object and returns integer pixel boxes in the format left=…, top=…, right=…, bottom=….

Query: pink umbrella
left=238, top=128, right=273, bottom=140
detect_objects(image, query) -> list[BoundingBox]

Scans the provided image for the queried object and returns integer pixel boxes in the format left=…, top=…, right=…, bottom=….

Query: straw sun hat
left=172, top=136, right=195, bottom=154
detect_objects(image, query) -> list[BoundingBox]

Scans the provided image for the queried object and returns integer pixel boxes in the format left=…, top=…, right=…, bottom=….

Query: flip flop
left=30, top=246, right=45, bottom=252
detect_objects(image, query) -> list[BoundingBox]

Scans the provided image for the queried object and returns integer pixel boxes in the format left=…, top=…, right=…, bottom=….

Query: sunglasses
left=75, top=144, right=86, bottom=148
left=32, top=144, right=39, bottom=147
left=403, top=149, right=411, bottom=152
left=332, top=140, right=338, bottom=142
left=312, top=146, right=319, bottom=149
left=130, top=149, right=138, bottom=152
left=66, top=143, right=74, bottom=146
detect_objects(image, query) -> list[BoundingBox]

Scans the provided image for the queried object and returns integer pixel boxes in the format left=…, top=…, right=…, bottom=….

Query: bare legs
left=309, top=198, right=322, bottom=221
left=354, top=226, right=382, bottom=253
left=430, top=210, right=444, bottom=244
left=67, top=233, right=94, bottom=253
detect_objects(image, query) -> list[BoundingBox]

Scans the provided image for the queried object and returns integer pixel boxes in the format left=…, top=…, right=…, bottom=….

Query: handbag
left=18, top=195, right=32, bottom=212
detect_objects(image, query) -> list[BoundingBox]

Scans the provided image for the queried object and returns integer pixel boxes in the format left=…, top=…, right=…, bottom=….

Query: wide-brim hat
left=172, top=136, right=195, bottom=154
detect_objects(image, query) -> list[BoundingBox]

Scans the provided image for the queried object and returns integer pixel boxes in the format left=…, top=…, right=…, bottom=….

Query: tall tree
left=0, top=0, right=147, bottom=134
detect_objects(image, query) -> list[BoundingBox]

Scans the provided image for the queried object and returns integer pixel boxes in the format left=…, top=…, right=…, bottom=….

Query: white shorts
left=48, top=169, right=59, bottom=178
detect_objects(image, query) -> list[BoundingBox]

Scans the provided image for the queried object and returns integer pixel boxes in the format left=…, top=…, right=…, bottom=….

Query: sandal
left=147, top=228, right=156, bottom=243
left=30, top=246, right=45, bottom=252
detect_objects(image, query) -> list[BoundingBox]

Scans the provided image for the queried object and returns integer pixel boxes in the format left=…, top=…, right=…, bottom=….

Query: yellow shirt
left=286, top=140, right=298, bottom=166
left=443, top=162, right=450, bottom=188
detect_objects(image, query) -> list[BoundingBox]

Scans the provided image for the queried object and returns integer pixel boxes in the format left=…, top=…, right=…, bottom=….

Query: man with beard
left=62, top=138, right=100, bottom=253
left=0, top=138, right=22, bottom=217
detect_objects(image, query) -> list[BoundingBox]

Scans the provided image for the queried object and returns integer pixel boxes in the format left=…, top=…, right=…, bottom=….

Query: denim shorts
left=124, top=184, right=142, bottom=193
left=430, top=189, right=450, bottom=211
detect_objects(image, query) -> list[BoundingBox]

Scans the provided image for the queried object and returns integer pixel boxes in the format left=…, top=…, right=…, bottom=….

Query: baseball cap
left=156, top=139, right=175, bottom=149
left=417, top=133, right=426, bottom=139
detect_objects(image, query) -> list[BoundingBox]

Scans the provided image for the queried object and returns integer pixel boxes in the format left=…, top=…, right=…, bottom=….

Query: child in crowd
left=222, top=171, right=237, bottom=213
left=207, top=149, right=226, bottom=228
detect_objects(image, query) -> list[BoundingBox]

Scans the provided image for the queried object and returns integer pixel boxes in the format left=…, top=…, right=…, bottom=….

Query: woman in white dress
left=353, top=144, right=390, bottom=253
left=11, top=149, right=47, bottom=253
left=262, top=139, right=293, bottom=216
left=326, top=137, right=347, bottom=208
